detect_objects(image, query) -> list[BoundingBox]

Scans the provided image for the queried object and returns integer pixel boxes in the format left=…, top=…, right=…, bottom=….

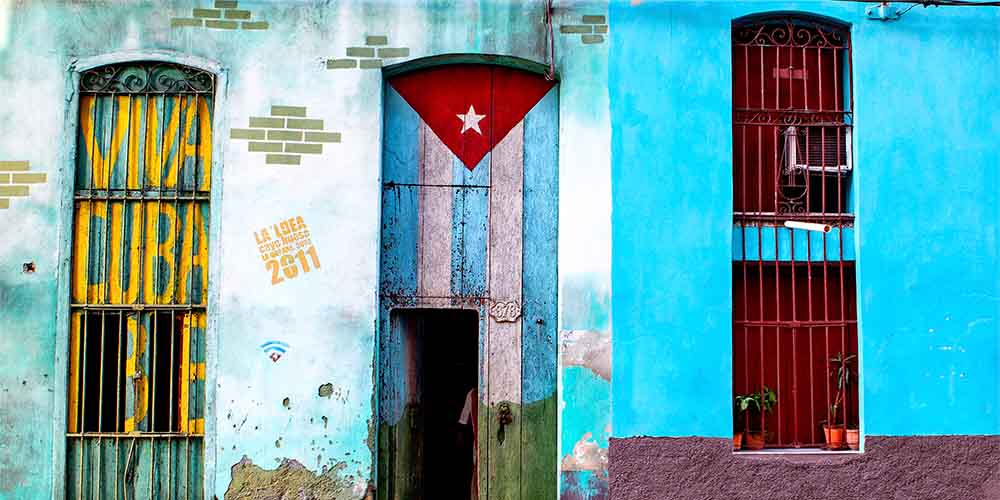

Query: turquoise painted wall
left=0, top=1, right=613, bottom=499
left=610, top=1, right=1000, bottom=439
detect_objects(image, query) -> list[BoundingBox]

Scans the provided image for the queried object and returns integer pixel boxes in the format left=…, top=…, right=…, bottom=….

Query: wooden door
left=378, top=62, right=558, bottom=499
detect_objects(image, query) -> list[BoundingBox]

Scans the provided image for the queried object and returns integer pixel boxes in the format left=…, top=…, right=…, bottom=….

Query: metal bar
left=802, top=46, right=808, bottom=111
left=775, top=43, right=781, bottom=110
left=740, top=126, right=749, bottom=401
left=735, top=320, right=855, bottom=327
left=185, top=435, right=190, bottom=500
left=817, top=46, right=824, bottom=112
left=102, top=96, right=116, bottom=306
left=114, top=312, right=123, bottom=500
left=833, top=46, right=841, bottom=113
left=169, top=312, right=176, bottom=433
left=790, top=228, right=799, bottom=446
left=806, top=241, right=816, bottom=446
left=78, top=314, right=88, bottom=500
left=121, top=97, right=132, bottom=306
left=96, top=311, right=107, bottom=499
left=756, top=125, right=765, bottom=441
left=772, top=127, right=781, bottom=446
left=74, top=193, right=210, bottom=201
left=148, top=434, right=154, bottom=500
left=68, top=432, right=204, bottom=438
left=759, top=45, right=765, bottom=111
left=150, top=311, right=157, bottom=433
left=744, top=45, right=750, bottom=113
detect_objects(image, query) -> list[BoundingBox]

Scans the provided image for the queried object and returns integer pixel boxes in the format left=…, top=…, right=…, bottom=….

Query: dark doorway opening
left=390, top=308, right=479, bottom=499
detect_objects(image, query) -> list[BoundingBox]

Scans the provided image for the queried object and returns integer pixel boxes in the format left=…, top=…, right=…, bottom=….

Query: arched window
left=66, top=61, right=214, bottom=499
left=731, top=16, right=859, bottom=451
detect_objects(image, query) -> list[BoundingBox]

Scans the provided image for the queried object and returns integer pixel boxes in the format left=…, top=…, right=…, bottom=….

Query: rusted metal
left=732, top=16, right=858, bottom=449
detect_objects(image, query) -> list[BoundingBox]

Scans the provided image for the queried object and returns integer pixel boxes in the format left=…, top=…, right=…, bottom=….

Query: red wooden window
left=732, top=16, right=859, bottom=449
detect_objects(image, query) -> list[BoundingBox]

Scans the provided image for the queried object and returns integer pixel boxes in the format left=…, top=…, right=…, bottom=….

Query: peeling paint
left=561, top=431, right=608, bottom=471
left=319, top=383, right=334, bottom=398
left=225, top=456, right=359, bottom=500
left=561, top=330, right=611, bottom=381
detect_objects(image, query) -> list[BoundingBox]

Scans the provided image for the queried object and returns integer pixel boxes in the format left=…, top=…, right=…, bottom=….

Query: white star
left=457, top=104, right=486, bottom=135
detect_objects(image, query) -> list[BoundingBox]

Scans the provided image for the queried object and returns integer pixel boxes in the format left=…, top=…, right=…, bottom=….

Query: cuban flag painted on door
left=379, top=63, right=559, bottom=499
left=380, top=63, right=556, bottom=305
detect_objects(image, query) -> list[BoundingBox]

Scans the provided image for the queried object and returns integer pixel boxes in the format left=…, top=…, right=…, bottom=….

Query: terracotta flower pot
left=733, top=432, right=743, bottom=450
left=846, top=428, right=859, bottom=450
left=823, top=425, right=845, bottom=450
left=744, top=431, right=765, bottom=450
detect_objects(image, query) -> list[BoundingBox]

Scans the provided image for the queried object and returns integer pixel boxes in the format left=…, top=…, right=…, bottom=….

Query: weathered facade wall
left=0, top=1, right=612, bottom=499
left=609, top=1, right=999, bottom=498
left=4, top=1, right=997, bottom=499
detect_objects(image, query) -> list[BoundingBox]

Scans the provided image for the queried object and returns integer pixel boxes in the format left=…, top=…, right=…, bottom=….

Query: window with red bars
left=732, top=15, right=859, bottom=450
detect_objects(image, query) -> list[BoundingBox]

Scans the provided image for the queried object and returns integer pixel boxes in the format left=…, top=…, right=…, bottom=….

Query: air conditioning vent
left=782, top=126, right=852, bottom=174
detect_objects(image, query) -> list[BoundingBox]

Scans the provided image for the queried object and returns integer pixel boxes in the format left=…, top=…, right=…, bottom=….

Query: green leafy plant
left=827, top=352, right=856, bottom=427
left=734, top=386, right=777, bottom=431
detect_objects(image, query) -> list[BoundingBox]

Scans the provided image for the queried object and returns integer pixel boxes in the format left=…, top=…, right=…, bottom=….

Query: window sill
left=733, top=448, right=863, bottom=463
left=735, top=448, right=861, bottom=455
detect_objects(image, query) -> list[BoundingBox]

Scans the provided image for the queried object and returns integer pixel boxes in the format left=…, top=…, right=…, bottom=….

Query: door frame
left=376, top=54, right=559, bottom=499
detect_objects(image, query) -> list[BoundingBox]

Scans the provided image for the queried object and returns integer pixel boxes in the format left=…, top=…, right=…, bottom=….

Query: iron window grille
left=66, top=61, right=213, bottom=499
left=731, top=16, right=860, bottom=450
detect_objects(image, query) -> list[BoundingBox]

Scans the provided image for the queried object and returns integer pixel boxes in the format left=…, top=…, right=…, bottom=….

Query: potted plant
left=732, top=403, right=744, bottom=450
left=734, top=386, right=777, bottom=450
left=822, top=352, right=856, bottom=450
left=846, top=421, right=860, bottom=450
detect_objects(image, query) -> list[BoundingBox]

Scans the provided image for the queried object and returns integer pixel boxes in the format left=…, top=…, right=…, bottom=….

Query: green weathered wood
left=477, top=400, right=490, bottom=500
left=520, top=395, right=557, bottom=500
left=486, top=402, right=522, bottom=500
left=394, top=404, right=425, bottom=500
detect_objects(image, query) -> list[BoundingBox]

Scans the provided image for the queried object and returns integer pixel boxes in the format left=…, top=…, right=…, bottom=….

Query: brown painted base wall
left=609, top=436, right=1000, bottom=500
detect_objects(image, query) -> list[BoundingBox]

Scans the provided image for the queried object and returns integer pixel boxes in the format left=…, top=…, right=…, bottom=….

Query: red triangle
left=389, top=65, right=555, bottom=170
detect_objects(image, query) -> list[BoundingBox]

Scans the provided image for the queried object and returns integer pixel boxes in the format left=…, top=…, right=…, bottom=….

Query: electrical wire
left=834, top=0, right=1000, bottom=19
left=834, top=0, right=1000, bottom=6
left=544, top=0, right=556, bottom=81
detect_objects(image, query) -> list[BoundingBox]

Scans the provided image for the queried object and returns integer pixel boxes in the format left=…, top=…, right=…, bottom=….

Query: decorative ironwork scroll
left=734, top=110, right=852, bottom=127
left=733, top=17, right=849, bottom=49
left=80, top=61, right=214, bottom=94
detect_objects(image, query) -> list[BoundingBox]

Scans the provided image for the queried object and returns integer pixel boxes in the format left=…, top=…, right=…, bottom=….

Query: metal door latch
left=497, top=402, right=513, bottom=445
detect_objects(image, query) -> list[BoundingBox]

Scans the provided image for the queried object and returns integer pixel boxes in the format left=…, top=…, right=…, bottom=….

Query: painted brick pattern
left=0, top=161, right=46, bottom=209
left=171, top=0, right=269, bottom=31
left=561, top=14, right=608, bottom=44
left=327, top=35, right=410, bottom=70
left=230, top=106, right=342, bottom=166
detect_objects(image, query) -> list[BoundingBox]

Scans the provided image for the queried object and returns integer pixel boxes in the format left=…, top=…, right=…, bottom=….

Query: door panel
left=379, top=63, right=557, bottom=499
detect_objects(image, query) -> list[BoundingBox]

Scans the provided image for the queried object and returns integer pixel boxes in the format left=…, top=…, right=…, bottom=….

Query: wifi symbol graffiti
left=260, top=341, right=290, bottom=362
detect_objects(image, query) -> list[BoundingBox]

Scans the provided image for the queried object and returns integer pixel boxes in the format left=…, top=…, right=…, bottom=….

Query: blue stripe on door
left=521, top=87, right=559, bottom=404
left=380, top=86, right=421, bottom=296
left=451, top=153, right=490, bottom=298
left=383, top=86, right=420, bottom=185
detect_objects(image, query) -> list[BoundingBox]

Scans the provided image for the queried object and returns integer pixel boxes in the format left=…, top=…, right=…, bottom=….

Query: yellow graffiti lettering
left=143, top=202, right=178, bottom=304
left=71, top=202, right=91, bottom=303
left=198, top=96, right=213, bottom=190
left=68, top=312, right=82, bottom=433
left=176, top=203, right=195, bottom=304
left=127, top=97, right=144, bottom=190
left=144, top=97, right=162, bottom=188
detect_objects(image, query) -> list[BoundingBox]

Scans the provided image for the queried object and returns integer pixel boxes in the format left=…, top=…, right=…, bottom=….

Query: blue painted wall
left=0, top=1, right=614, bottom=499
left=610, top=1, right=1000, bottom=439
